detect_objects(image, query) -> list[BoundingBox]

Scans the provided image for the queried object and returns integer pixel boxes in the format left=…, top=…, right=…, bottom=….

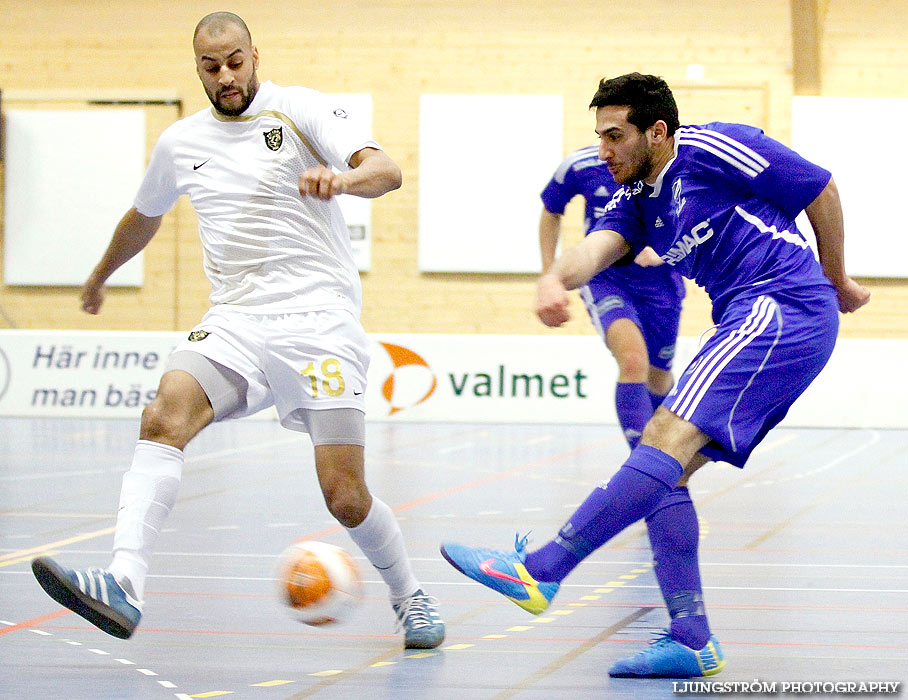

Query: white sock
left=107, top=440, right=183, bottom=601
left=345, top=497, right=420, bottom=603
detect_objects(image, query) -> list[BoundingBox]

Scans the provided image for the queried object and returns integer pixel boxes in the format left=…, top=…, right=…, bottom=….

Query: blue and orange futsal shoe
left=440, top=534, right=559, bottom=614
left=31, top=556, right=142, bottom=639
left=608, top=629, right=725, bottom=678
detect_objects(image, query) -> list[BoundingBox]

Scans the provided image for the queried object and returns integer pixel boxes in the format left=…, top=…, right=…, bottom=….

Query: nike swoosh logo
left=193, top=158, right=211, bottom=170
left=479, top=558, right=531, bottom=586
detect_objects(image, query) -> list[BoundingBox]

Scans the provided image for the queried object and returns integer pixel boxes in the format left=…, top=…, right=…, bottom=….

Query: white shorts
left=167, top=306, right=370, bottom=433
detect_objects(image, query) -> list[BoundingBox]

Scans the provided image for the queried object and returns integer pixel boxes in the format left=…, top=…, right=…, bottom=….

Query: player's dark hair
left=589, top=73, right=680, bottom=136
left=194, top=12, right=252, bottom=44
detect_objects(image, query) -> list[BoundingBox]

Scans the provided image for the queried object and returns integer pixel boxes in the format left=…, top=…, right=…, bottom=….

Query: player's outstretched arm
left=804, top=177, right=870, bottom=313
left=298, top=147, right=402, bottom=201
left=539, top=208, right=562, bottom=274
left=535, top=228, right=630, bottom=327
left=81, top=208, right=163, bottom=314
left=552, top=228, right=630, bottom=291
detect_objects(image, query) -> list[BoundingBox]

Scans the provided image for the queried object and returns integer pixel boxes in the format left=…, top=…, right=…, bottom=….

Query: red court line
left=0, top=609, right=71, bottom=636
left=297, top=437, right=620, bottom=542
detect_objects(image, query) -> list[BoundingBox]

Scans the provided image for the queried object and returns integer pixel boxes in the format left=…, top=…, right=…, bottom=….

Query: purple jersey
left=595, top=123, right=835, bottom=320
left=541, top=146, right=685, bottom=301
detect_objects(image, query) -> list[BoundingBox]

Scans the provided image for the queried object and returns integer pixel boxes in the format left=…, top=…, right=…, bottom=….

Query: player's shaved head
left=193, top=12, right=252, bottom=45
left=193, top=12, right=259, bottom=117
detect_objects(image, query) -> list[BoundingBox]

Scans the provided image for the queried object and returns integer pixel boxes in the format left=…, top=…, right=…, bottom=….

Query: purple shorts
left=665, top=290, right=839, bottom=467
left=581, top=277, right=683, bottom=372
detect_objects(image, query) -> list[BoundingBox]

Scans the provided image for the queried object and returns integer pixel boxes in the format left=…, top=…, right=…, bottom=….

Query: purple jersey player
left=540, top=146, right=685, bottom=448
left=441, top=73, right=869, bottom=680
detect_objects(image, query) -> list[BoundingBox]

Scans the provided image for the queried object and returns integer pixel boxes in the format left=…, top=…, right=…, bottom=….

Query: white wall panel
left=3, top=109, right=145, bottom=286
left=418, top=95, right=562, bottom=273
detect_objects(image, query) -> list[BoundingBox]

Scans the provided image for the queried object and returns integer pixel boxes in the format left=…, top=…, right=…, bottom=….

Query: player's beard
left=208, top=76, right=259, bottom=117
left=615, top=143, right=655, bottom=185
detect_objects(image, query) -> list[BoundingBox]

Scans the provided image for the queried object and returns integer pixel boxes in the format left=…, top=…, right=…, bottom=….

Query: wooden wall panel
left=0, top=0, right=903, bottom=338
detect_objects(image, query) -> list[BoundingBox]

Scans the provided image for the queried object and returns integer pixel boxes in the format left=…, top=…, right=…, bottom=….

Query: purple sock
left=646, top=487, right=711, bottom=649
left=615, top=382, right=653, bottom=449
left=525, top=446, right=683, bottom=583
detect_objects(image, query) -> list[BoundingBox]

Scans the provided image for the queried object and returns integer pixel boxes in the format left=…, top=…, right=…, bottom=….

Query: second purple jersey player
left=540, top=146, right=685, bottom=447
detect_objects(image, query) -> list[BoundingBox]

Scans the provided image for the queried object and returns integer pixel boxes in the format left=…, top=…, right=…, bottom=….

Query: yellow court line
left=0, top=551, right=59, bottom=569
left=0, top=527, right=114, bottom=563
left=488, top=608, right=653, bottom=700
left=251, top=681, right=294, bottom=687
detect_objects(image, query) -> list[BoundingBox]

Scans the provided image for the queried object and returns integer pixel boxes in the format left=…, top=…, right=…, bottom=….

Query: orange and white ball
left=277, top=541, right=362, bottom=626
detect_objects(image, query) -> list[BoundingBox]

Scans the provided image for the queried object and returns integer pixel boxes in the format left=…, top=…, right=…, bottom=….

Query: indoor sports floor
left=2, top=417, right=907, bottom=699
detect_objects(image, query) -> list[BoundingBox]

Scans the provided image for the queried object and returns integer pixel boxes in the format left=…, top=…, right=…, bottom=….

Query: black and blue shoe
left=31, top=556, right=142, bottom=639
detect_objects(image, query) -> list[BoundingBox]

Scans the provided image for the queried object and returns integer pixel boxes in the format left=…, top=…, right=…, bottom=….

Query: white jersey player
left=31, top=11, right=445, bottom=650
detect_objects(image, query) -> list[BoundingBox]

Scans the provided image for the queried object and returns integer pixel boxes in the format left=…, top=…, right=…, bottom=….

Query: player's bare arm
left=298, top=147, right=402, bottom=201
left=538, top=208, right=563, bottom=274
left=550, top=227, right=630, bottom=291
left=81, top=208, right=163, bottom=314
left=536, top=228, right=630, bottom=327
left=804, top=177, right=870, bottom=313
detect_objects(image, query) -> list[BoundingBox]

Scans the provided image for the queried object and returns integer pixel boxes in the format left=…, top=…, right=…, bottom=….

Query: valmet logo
left=379, top=342, right=437, bottom=415
left=377, top=341, right=590, bottom=417
left=448, top=366, right=588, bottom=398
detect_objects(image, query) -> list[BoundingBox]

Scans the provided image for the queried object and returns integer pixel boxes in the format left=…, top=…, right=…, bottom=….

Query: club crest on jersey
left=188, top=330, right=210, bottom=342
left=672, top=178, right=686, bottom=216
left=263, top=127, right=283, bottom=152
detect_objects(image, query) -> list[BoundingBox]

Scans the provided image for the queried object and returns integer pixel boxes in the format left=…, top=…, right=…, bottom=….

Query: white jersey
left=134, top=80, right=378, bottom=315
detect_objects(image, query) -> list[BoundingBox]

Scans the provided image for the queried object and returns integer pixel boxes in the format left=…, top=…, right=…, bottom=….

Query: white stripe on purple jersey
left=670, top=295, right=778, bottom=421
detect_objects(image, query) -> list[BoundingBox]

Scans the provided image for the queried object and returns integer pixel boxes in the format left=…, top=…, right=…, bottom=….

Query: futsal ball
left=278, top=541, right=361, bottom=626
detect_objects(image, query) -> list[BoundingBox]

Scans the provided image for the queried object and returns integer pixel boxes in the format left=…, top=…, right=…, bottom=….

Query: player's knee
left=640, top=408, right=675, bottom=445
left=323, top=483, right=371, bottom=528
left=139, top=398, right=197, bottom=446
left=314, top=443, right=368, bottom=526
left=616, top=349, right=649, bottom=383
left=648, top=369, right=675, bottom=396
left=640, top=409, right=710, bottom=468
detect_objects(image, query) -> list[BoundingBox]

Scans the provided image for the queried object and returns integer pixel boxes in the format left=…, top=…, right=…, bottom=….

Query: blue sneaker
left=31, top=556, right=142, bottom=639
left=609, top=630, right=725, bottom=678
left=392, top=588, right=446, bottom=649
left=440, top=535, right=559, bottom=615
